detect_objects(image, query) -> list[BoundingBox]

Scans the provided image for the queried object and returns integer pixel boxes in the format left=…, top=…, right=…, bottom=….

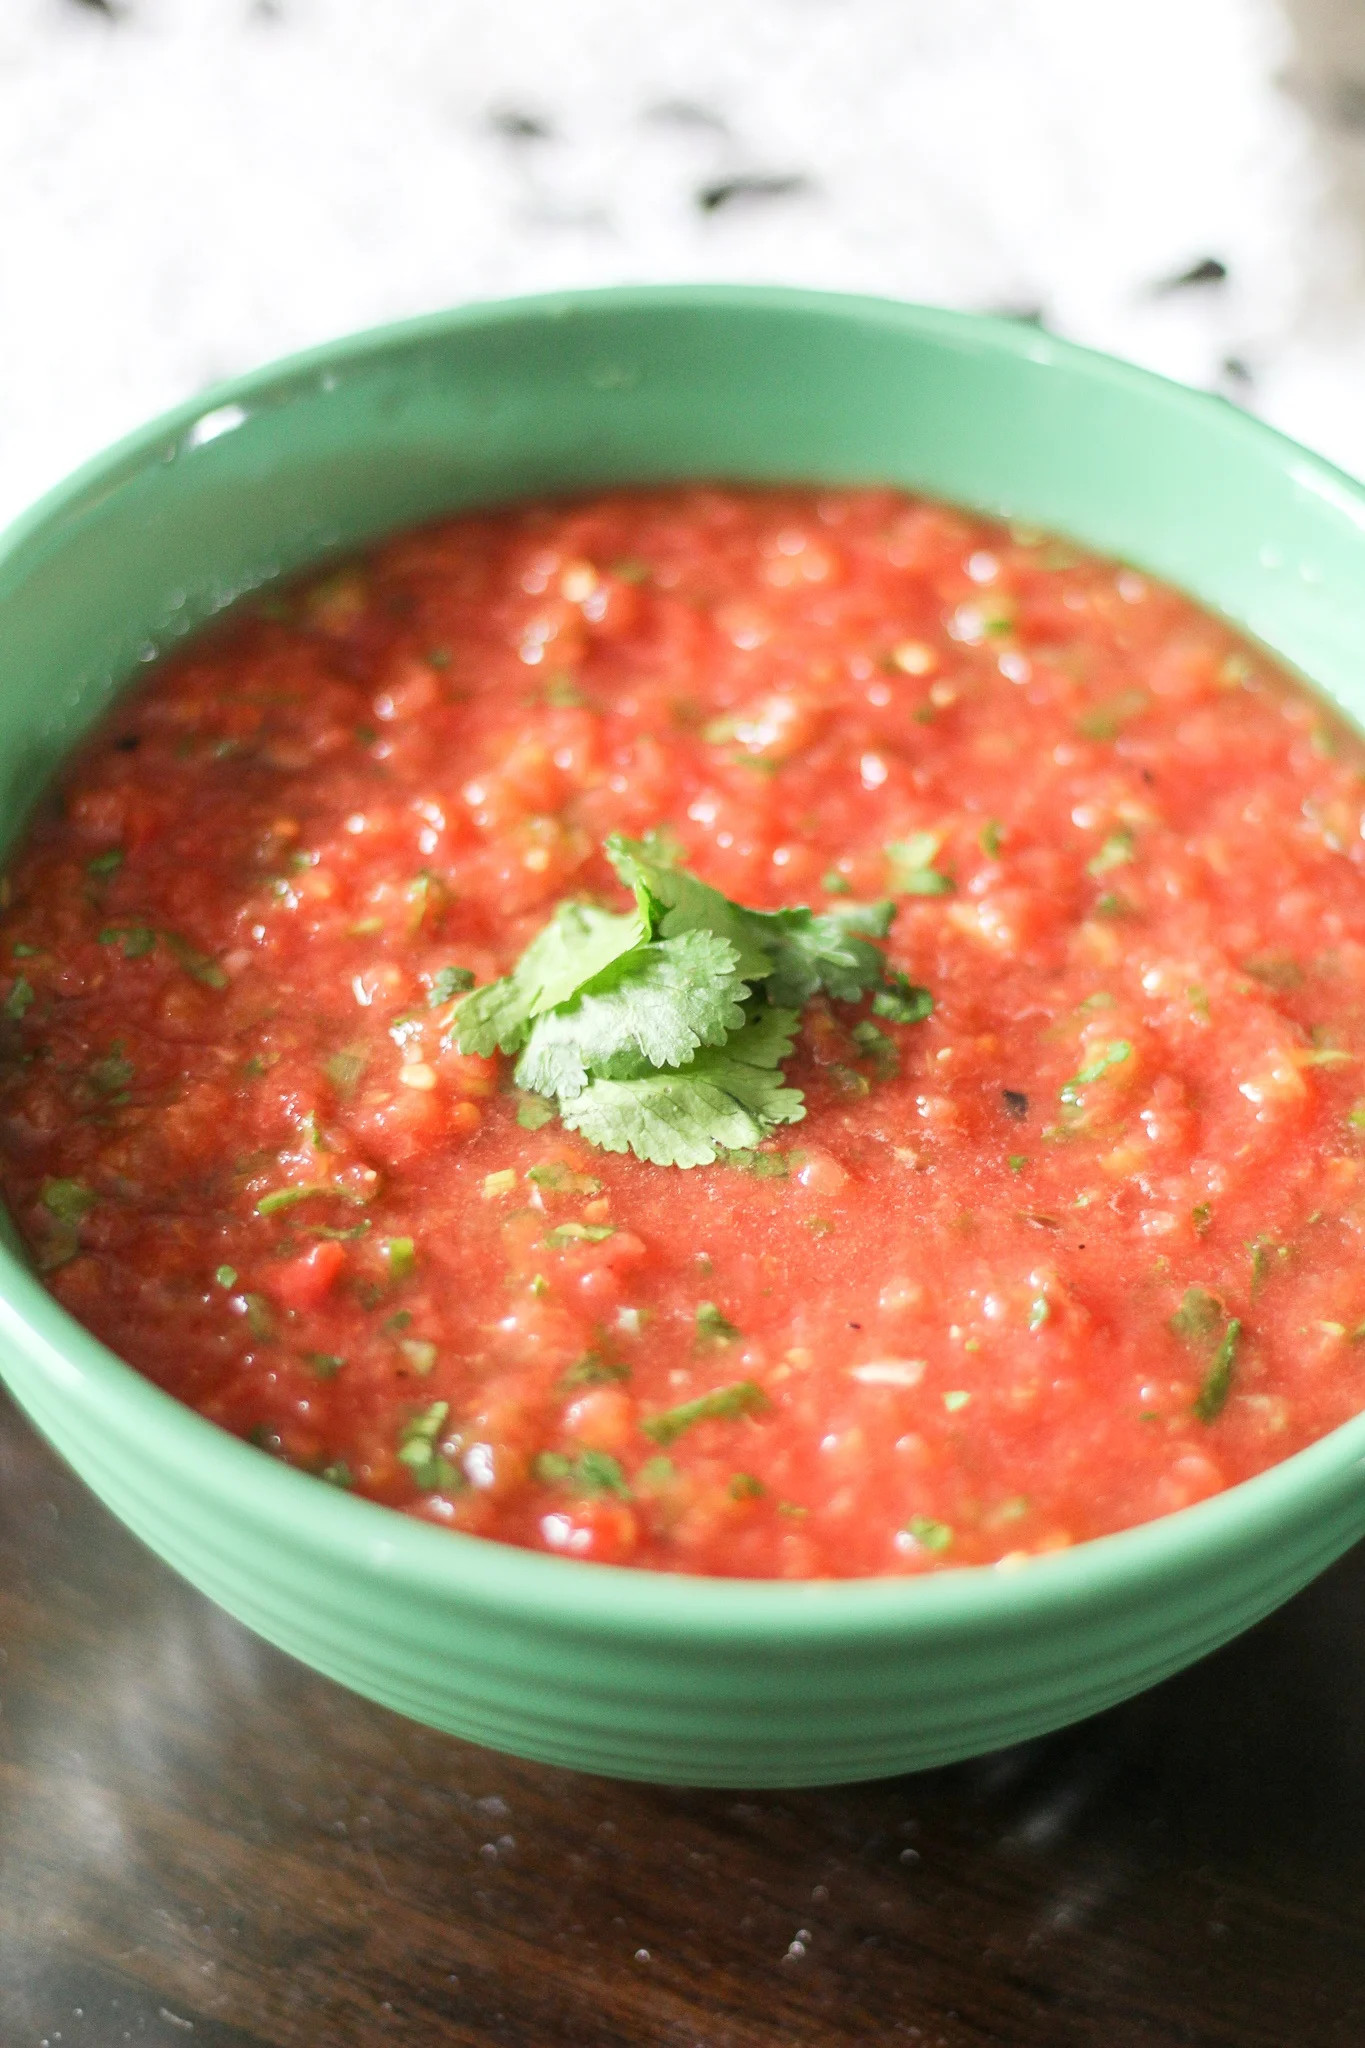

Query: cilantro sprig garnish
left=453, top=835, right=932, bottom=1167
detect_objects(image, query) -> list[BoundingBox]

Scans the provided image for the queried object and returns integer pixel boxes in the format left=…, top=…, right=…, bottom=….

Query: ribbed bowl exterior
left=6, top=1335, right=1365, bottom=1785
left=1, top=287, right=1364, bottom=1785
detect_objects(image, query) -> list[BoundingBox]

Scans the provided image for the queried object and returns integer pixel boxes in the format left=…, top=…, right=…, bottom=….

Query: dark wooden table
left=3, top=1387, right=1363, bottom=2048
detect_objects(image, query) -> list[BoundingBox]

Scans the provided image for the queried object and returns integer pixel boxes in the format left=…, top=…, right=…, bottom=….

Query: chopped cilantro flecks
left=904, top=1515, right=953, bottom=1553
left=851, top=1018, right=899, bottom=1079
left=42, top=1177, right=95, bottom=1225
left=827, top=1061, right=870, bottom=1098
left=4, top=977, right=33, bottom=1020
left=719, top=1145, right=790, bottom=1178
left=1169, top=1285, right=1224, bottom=1347
left=215, top=1264, right=238, bottom=1289
left=309, top=1353, right=345, bottom=1379
left=979, top=818, right=1003, bottom=858
left=527, top=1160, right=602, bottom=1195
left=428, top=964, right=476, bottom=1006
left=544, top=674, right=586, bottom=709
left=1194, top=1319, right=1242, bottom=1423
left=304, top=1218, right=370, bottom=1242
left=695, top=1300, right=740, bottom=1345
left=729, top=1472, right=764, bottom=1500
left=1059, top=1039, right=1132, bottom=1103
left=397, top=1401, right=462, bottom=1493
left=1169, top=1286, right=1243, bottom=1422
left=87, top=1048, right=134, bottom=1099
left=560, top=1351, right=631, bottom=1388
left=1086, top=831, right=1135, bottom=878
left=642, top=1378, right=768, bottom=1446
left=319, top=1461, right=353, bottom=1488
left=86, top=848, right=125, bottom=878
left=451, top=834, right=926, bottom=1168
left=382, top=1236, right=417, bottom=1280
left=637, top=1455, right=676, bottom=1487
left=164, top=933, right=229, bottom=989
left=324, top=1046, right=368, bottom=1095
left=1192, top=1202, right=1213, bottom=1236
left=534, top=1448, right=631, bottom=1498
left=1075, top=690, right=1148, bottom=741
left=98, top=925, right=157, bottom=959
left=1249, top=1237, right=1288, bottom=1293
left=243, top=1293, right=274, bottom=1340
left=256, top=1184, right=338, bottom=1216
left=885, top=833, right=953, bottom=897
left=1245, top=954, right=1303, bottom=993
left=404, top=870, right=443, bottom=934
left=545, top=1221, right=616, bottom=1248
left=872, top=974, right=934, bottom=1025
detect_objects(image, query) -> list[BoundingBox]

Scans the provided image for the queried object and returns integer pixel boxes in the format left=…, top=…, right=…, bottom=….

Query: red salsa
left=3, top=487, right=1365, bottom=1578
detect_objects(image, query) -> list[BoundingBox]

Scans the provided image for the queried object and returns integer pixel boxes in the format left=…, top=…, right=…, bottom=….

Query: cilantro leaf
left=606, top=834, right=894, bottom=1005
left=606, top=835, right=775, bottom=981
left=470, top=836, right=928, bottom=1169
left=755, top=900, right=896, bottom=1007
left=454, top=897, right=648, bottom=1055
left=515, top=929, right=749, bottom=1099
left=560, top=1008, right=805, bottom=1167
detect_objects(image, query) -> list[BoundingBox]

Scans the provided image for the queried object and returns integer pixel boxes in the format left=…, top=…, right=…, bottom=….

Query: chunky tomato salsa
left=3, top=487, right=1365, bottom=1578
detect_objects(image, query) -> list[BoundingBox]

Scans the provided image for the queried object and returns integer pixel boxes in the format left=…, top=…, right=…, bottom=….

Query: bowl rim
left=3, top=278, right=1365, bottom=1644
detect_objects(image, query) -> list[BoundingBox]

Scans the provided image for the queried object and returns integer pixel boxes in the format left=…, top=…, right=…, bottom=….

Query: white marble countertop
left=4, top=0, right=1365, bottom=527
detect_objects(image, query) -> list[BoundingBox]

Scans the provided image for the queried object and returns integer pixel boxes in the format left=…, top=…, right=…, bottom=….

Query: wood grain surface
left=2, top=1386, right=1362, bottom=2048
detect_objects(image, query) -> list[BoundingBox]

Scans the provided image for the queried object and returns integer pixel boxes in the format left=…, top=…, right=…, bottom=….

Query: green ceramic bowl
left=2, top=286, right=1364, bottom=1788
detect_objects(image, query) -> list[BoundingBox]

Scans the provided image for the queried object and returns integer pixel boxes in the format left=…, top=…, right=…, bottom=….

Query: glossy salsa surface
left=3, top=486, right=1365, bottom=1578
